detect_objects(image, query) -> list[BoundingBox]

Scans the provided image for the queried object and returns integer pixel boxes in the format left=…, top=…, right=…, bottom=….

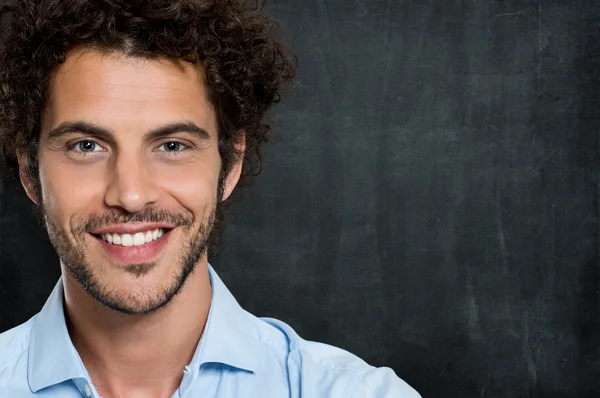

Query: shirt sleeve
left=350, top=367, right=422, bottom=398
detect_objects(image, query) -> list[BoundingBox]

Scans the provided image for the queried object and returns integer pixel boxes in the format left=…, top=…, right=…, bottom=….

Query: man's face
left=25, top=49, right=230, bottom=314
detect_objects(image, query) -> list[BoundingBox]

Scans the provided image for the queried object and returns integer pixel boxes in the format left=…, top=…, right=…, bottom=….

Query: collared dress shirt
left=0, top=265, right=420, bottom=397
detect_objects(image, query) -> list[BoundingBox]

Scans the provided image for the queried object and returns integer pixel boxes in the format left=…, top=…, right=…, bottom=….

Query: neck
left=62, top=260, right=212, bottom=398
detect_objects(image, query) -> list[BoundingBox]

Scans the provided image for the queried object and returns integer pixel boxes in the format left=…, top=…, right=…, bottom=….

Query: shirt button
left=84, top=383, right=92, bottom=397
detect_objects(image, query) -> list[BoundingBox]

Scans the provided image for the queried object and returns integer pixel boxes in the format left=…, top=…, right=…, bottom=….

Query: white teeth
left=101, top=228, right=165, bottom=247
left=122, top=234, right=134, bottom=247
left=133, top=233, right=145, bottom=246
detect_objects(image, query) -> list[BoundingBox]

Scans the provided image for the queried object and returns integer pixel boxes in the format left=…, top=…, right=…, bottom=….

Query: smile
left=92, top=228, right=172, bottom=264
left=99, top=228, right=165, bottom=247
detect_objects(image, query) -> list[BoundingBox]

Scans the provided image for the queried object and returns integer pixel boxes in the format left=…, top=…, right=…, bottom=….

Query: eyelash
left=155, top=141, right=191, bottom=155
left=66, top=140, right=105, bottom=154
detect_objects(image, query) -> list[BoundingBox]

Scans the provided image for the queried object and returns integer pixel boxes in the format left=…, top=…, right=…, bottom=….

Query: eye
left=71, top=140, right=104, bottom=153
left=157, top=141, right=189, bottom=153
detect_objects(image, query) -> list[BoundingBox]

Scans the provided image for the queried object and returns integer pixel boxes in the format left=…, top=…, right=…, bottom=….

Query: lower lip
left=94, top=231, right=171, bottom=264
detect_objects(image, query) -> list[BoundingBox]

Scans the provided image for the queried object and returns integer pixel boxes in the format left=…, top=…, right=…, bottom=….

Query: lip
left=92, top=228, right=172, bottom=264
left=91, top=223, right=174, bottom=235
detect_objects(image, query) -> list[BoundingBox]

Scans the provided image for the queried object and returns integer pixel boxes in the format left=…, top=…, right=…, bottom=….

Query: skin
left=17, top=48, right=244, bottom=398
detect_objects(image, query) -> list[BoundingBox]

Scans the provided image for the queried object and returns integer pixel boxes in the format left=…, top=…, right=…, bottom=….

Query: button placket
left=84, top=383, right=92, bottom=397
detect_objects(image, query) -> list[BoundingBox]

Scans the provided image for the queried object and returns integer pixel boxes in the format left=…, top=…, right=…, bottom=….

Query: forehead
left=42, top=48, right=216, bottom=136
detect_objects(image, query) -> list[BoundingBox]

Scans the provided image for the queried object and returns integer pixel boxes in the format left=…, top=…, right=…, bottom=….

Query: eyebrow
left=46, top=120, right=212, bottom=142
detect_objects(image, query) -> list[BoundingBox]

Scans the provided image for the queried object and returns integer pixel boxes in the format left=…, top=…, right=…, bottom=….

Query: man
left=0, top=1, right=420, bottom=397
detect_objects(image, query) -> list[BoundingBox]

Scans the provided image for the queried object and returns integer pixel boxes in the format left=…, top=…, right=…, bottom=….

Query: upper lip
left=91, top=223, right=174, bottom=235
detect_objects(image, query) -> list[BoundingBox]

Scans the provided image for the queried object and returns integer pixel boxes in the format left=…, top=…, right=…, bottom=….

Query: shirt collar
left=28, top=280, right=89, bottom=393
left=187, top=264, right=262, bottom=374
left=28, top=264, right=261, bottom=392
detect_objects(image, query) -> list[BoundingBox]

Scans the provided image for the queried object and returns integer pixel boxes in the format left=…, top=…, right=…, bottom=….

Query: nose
left=104, top=152, right=159, bottom=213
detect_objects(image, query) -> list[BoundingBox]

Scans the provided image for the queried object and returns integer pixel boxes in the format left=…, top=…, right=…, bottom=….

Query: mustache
left=73, top=208, right=195, bottom=234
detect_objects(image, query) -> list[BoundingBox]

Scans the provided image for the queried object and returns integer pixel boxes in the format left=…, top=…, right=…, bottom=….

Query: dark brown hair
left=0, top=0, right=296, bottom=253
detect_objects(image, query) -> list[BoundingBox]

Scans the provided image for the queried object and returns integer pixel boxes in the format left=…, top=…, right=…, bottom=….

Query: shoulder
left=0, top=316, right=35, bottom=372
left=256, top=316, right=421, bottom=398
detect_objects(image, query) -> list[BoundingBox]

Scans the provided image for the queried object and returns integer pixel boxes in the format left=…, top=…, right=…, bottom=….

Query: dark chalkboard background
left=1, top=1, right=598, bottom=397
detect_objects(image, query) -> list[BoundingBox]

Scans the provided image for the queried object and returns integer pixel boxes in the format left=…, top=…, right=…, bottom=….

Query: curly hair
left=0, top=0, right=296, bottom=254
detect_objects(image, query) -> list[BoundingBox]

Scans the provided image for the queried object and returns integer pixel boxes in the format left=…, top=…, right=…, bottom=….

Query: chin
left=93, top=281, right=178, bottom=315
left=71, top=258, right=183, bottom=315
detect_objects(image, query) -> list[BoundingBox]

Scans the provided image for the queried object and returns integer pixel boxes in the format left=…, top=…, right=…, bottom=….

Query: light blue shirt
left=0, top=265, right=420, bottom=397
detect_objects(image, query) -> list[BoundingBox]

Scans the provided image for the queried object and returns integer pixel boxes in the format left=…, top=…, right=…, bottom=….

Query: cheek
left=38, top=154, right=107, bottom=222
left=155, top=160, right=220, bottom=212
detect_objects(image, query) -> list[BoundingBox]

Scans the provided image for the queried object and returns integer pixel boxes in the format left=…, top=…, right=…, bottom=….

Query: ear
left=221, top=131, right=246, bottom=202
left=16, top=148, right=39, bottom=205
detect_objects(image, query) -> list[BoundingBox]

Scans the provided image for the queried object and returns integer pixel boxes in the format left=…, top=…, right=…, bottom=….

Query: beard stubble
left=43, top=205, right=216, bottom=315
